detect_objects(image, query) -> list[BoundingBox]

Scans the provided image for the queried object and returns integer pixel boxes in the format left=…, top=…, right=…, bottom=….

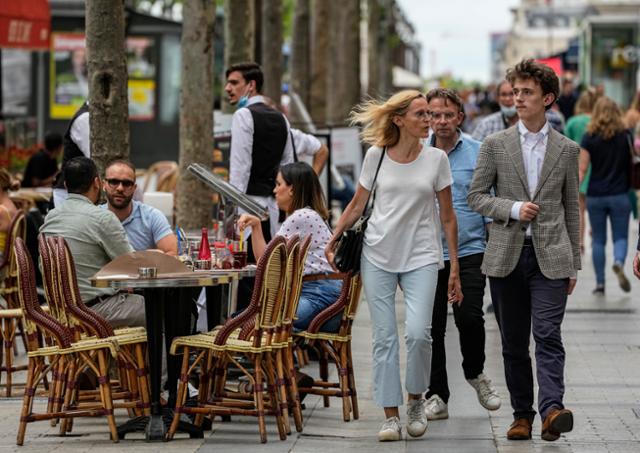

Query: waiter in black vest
left=224, top=62, right=293, bottom=311
left=225, top=62, right=293, bottom=252
left=52, top=101, right=90, bottom=208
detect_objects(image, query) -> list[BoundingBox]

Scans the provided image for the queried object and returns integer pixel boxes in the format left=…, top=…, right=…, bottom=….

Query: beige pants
left=91, top=292, right=146, bottom=329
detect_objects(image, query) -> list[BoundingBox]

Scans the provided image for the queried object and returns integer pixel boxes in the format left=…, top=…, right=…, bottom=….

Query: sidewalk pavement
left=0, top=222, right=638, bottom=452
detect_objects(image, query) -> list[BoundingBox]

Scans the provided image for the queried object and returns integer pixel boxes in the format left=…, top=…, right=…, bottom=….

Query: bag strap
left=290, top=129, right=298, bottom=162
left=364, top=147, right=385, bottom=212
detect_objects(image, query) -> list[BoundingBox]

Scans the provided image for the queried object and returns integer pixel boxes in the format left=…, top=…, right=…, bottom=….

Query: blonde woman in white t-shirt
left=326, top=90, right=463, bottom=442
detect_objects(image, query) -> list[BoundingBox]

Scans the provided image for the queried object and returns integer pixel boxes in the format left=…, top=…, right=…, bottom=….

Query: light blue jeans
left=361, top=255, right=438, bottom=408
left=586, top=193, right=632, bottom=285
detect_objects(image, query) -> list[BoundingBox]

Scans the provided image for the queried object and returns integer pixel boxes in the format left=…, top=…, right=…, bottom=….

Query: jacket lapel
left=504, top=127, right=528, bottom=195
left=532, top=128, right=562, bottom=199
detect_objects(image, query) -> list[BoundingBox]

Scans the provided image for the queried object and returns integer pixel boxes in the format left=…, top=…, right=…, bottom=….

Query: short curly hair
left=506, top=59, right=559, bottom=110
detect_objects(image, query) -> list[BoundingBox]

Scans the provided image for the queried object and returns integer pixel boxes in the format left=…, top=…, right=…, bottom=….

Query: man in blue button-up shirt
left=423, top=88, right=501, bottom=421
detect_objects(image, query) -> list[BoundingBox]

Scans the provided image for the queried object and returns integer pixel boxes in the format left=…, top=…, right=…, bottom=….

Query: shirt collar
left=247, top=95, right=265, bottom=106
left=429, top=129, right=464, bottom=152
left=66, top=193, right=94, bottom=204
left=121, top=200, right=141, bottom=226
left=517, top=120, right=550, bottom=139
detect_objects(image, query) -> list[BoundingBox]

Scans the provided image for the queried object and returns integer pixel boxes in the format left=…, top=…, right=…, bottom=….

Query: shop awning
left=0, top=0, right=51, bottom=50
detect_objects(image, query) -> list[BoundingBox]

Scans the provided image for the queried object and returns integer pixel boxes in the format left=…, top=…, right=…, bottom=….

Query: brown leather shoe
left=507, top=418, right=532, bottom=440
left=541, top=408, right=573, bottom=441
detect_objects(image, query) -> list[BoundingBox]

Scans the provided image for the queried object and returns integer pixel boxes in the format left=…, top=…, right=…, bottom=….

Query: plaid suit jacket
left=467, top=126, right=581, bottom=279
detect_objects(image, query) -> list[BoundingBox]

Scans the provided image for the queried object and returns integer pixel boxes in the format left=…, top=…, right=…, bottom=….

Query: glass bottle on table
left=198, top=227, right=211, bottom=261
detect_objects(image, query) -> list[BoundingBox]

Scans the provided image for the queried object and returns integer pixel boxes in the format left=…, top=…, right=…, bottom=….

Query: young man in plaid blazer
left=468, top=59, right=580, bottom=442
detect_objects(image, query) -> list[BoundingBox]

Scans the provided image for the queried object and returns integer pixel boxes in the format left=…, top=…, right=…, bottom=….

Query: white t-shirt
left=291, top=128, right=322, bottom=159
left=277, top=207, right=333, bottom=275
left=359, top=144, right=452, bottom=273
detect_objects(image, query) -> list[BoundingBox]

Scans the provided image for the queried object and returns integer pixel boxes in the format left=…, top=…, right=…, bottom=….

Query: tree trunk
left=261, top=0, right=283, bottom=103
left=309, top=0, right=329, bottom=126
left=367, top=0, right=393, bottom=98
left=176, top=0, right=216, bottom=229
left=85, top=0, right=129, bottom=176
left=223, top=0, right=255, bottom=113
left=327, top=0, right=361, bottom=126
left=289, top=0, right=311, bottom=127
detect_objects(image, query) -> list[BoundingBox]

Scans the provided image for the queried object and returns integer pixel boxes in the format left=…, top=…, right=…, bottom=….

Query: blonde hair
left=349, top=90, right=425, bottom=147
left=586, top=96, right=626, bottom=140
left=574, top=87, right=600, bottom=115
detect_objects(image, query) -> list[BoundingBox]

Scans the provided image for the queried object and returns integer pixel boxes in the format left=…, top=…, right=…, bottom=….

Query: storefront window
left=590, top=24, right=638, bottom=108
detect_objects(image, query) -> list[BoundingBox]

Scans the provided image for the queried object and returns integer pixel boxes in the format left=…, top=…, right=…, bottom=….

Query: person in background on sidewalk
left=326, top=90, right=463, bottom=442
left=579, top=97, right=633, bottom=295
left=564, top=88, right=600, bottom=254
left=468, top=59, right=580, bottom=442
left=21, top=131, right=63, bottom=188
left=101, top=160, right=177, bottom=255
left=472, top=80, right=518, bottom=142
left=423, top=88, right=501, bottom=421
left=633, top=223, right=640, bottom=279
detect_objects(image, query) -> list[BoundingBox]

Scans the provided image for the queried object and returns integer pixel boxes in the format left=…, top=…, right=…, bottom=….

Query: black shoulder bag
left=334, top=148, right=385, bottom=274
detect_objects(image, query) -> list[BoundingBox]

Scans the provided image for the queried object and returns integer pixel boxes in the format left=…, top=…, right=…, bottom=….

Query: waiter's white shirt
left=229, top=95, right=294, bottom=236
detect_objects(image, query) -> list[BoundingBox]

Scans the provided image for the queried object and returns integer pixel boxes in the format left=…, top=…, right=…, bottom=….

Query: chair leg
left=16, top=357, right=39, bottom=446
left=338, top=344, right=351, bottom=422
left=273, top=351, right=291, bottom=435
left=347, top=343, right=359, bottom=420
left=195, top=350, right=215, bottom=427
left=134, top=343, right=150, bottom=416
left=59, top=358, right=78, bottom=435
left=96, top=351, right=119, bottom=443
left=3, top=317, right=16, bottom=397
left=319, top=347, right=330, bottom=408
left=284, top=346, right=303, bottom=432
left=253, top=355, right=268, bottom=444
left=167, top=346, right=190, bottom=440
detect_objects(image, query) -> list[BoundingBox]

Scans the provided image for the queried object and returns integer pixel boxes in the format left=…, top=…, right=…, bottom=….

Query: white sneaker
left=467, top=373, right=501, bottom=410
left=424, top=394, right=449, bottom=420
left=406, top=399, right=428, bottom=437
left=613, top=262, right=631, bottom=292
left=377, top=416, right=402, bottom=441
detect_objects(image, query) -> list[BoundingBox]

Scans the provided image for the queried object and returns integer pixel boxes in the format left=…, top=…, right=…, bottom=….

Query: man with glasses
left=101, top=160, right=177, bottom=255
left=472, top=80, right=518, bottom=142
left=423, top=89, right=501, bottom=421
left=41, top=157, right=145, bottom=328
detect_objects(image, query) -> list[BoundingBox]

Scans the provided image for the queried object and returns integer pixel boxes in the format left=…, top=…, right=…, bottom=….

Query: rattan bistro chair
left=39, top=236, right=150, bottom=424
left=294, top=272, right=362, bottom=422
left=0, top=210, right=28, bottom=397
left=13, top=237, right=120, bottom=445
left=168, top=236, right=289, bottom=443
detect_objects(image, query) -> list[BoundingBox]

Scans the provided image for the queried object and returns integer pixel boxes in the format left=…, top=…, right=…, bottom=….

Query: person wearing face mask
left=472, top=80, right=518, bottom=142
left=224, top=62, right=294, bottom=241
left=223, top=62, right=294, bottom=311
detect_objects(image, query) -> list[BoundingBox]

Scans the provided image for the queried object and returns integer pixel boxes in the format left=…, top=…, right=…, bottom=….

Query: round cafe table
left=91, top=267, right=255, bottom=441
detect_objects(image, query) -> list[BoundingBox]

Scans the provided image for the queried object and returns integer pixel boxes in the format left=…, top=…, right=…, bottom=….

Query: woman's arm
left=237, top=214, right=266, bottom=261
left=579, top=148, right=590, bottom=184
left=436, top=186, right=463, bottom=304
left=325, top=183, right=370, bottom=266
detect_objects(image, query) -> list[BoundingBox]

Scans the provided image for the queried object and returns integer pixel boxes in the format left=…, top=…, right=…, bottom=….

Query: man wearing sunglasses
left=101, top=160, right=177, bottom=255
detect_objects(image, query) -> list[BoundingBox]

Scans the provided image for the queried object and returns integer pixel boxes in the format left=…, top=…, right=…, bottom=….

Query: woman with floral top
left=238, top=162, right=341, bottom=332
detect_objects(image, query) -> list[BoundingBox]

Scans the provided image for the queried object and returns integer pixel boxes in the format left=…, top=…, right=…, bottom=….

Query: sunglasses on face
left=105, top=178, right=135, bottom=189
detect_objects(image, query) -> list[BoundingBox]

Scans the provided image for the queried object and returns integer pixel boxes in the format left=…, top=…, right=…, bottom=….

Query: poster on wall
left=50, top=33, right=157, bottom=120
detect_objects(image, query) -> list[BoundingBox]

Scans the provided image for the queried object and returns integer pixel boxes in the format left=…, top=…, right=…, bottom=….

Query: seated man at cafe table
left=40, top=156, right=145, bottom=329
left=100, top=159, right=177, bottom=255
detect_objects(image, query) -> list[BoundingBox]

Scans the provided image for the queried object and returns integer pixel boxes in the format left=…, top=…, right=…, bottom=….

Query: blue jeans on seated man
left=293, top=278, right=343, bottom=332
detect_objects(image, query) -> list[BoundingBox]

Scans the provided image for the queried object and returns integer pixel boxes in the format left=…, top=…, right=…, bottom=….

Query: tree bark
left=327, top=0, right=361, bottom=126
left=85, top=0, right=129, bottom=176
left=367, top=0, right=393, bottom=98
left=176, top=0, right=216, bottom=229
left=223, top=0, right=255, bottom=113
left=309, top=0, right=329, bottom=126
left=289, top=0, right=311, bottom=127
left=261, top=0, right=283, bottom=103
